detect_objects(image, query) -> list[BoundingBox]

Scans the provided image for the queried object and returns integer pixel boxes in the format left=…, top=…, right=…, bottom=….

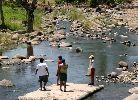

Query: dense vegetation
left=0, top=0, right=134, bottom=31
left=0, top=0, right=43, bottom=31
left=55, top=0, right=133, bottom=6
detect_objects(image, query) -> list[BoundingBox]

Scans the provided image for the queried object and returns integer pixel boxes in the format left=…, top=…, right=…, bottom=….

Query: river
left=0, top=23, right=138, bottom=100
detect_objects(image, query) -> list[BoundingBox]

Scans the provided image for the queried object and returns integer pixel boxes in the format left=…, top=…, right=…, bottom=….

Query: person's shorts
left=39, top=75, right=48, bottom=82
left=60, top=73, right=67, bottom=82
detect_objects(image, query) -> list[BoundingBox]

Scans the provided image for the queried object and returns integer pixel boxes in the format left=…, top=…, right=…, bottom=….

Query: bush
left=67, top=8, right=85, bottom=20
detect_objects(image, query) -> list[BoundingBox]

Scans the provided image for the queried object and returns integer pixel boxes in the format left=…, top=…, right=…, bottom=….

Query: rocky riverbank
left=122, top=0, right=138, bottom=31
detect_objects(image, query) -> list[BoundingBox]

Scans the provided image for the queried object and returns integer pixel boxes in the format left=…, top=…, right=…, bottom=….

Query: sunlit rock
left=12, top=33, right=19, bottom=40
left=0, top=79, right=14, bottom=87
left=59, top=42, right=72, bottom=47
left=12, top=54, right=26, bottom=60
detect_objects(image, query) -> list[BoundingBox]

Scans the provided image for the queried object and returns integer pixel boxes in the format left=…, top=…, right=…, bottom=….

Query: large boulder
left=12, top=54, right=26, bottom=60
left=107, top=72, right=118, bottom=79
left=118, top=61, right=128, bottom=68
left=0, top=79, right=14, bottom=87
left=59, top=42, right=72, bottom=47
left=0, top=56, right=9, bottom=60
left=75, top=47, right=83, bottom=53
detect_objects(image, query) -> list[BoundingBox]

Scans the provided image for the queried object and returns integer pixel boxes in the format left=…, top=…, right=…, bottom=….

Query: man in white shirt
left=35, top=58, right=49, bottom=91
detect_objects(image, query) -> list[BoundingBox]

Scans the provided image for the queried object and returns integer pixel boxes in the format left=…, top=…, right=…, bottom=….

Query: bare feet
left=43, top=87, right=46, bottom=91
left=64, top=90, right=66, bottom=92
left=60, top=88, right=63, bottom=91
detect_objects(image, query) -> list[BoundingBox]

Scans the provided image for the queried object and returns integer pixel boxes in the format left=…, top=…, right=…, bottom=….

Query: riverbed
left=0, top=26, right=138, bottom=100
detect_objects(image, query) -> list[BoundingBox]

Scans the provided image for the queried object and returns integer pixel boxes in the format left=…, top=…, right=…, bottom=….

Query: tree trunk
left=0, top=0, right=5, bottom=26
left=21, top=0, right=37, bottom=32
left=26, top=10, right=34, bottom=32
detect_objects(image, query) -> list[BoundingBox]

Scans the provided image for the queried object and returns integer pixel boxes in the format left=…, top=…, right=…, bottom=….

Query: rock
left=0, top=79, right=14, bottom=87
left=118, top=61, right=128, bottom=68
left=31, top=40, right=40, bottom=45
left=31, top=31, right=43, bottom=36
left=129, top=87, right=138, bottom=94
left=108, top=72, right=118, bottom=78
left=116, top=68, right=123, bottom=72
left=22, top=59, right=32, bottom=63
left=11, top=33, right=19, bottom=40
left=0, top=56, right=9, bottom=59
left=49, top=42, right=59, bottom=47
left=59, top=42, right=72, bottom=47
left=132, top=79, right=138, bottom=83
left=75, top=47, right=83, bottom=53
left=119, top=35, right=128, bottom=39
left=52, top=34, right=66, bottom=40
left=29, top=56, right=36, bottom=61
left=12, top=54, right=26, bottom=60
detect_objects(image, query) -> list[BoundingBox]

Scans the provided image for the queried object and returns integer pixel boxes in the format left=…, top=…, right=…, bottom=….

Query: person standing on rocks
left=59, top=59, right=68, bottom=92
left=56, top=56, right=62, bottom=85
left=35, top=58, right=49, bottom=91
left=27, top=42, right=34, bottom=58
left=88, top=55, right=95, bottom=85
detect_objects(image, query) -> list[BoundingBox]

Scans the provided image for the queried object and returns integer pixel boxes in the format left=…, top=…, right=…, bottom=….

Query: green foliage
left=67, top=8, right=85, bottom=20
left=3, top=5, right=26, bottom=30
left=34, top=9, right=43, bottom=29
left=2, top=3, right=43, bottom=31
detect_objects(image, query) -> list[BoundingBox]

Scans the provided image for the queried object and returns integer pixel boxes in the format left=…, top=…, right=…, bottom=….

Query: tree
left=20, top=0, right=37, bottom=32
left=0, top=0, right=5, bottom=28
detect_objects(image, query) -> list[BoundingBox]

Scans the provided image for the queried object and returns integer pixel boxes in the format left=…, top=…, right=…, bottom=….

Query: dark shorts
left=60, top=73, right=67, bottom=82
left=39, top=75, right=48, bottom=82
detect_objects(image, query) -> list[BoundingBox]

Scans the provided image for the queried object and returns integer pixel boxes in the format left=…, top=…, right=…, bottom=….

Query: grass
left=34, top=9, right=43, bottom=30
left=3, top=6, right=26, bottom=30
left=67, top=7, right=85, bottom=21
left=3, top=5, right=43, bottom=31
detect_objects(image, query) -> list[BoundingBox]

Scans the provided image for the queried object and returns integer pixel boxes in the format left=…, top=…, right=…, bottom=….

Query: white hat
left=89, top=55, right=94, bottom=59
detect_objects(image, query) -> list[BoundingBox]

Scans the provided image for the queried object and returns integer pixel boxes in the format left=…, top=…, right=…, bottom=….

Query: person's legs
left=88, top=68, right=95, bottom=85
left=40, top=82, right=42, bottom=90
left=60, top=81, right=63, bottom=91
left=43, top=75, right=48, bottom=91
left=91, top=68, right=95, bottom=85
left=64, top=81, right=66, bottom=92
left=39, top=76, right=43, bottom=90
left=57, top=74, right=60, bottom=85
left=43, top=82, right=47, bottom=90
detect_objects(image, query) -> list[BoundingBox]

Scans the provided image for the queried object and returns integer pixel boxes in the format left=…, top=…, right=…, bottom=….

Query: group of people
left=35, top=56, right=68, bottom=92
left=27, top=42, right=96, bottom=91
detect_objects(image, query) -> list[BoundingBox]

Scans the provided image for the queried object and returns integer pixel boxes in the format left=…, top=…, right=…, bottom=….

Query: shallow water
left=1, top=25, right=138, bottom=100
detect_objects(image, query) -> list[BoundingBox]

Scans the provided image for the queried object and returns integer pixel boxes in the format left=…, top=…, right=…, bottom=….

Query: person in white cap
left=88, top=55, right=95, bottom=85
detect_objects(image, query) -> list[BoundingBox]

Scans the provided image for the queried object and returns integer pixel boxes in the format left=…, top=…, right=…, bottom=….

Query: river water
left=0, top=23, right=138, bottom=100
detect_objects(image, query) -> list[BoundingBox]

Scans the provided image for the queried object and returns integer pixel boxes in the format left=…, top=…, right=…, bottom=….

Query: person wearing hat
left=88, top=55, right=95, bottom=85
